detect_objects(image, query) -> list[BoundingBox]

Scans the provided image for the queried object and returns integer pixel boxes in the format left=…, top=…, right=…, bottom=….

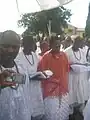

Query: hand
left=0, top=70, right=16, bottom=87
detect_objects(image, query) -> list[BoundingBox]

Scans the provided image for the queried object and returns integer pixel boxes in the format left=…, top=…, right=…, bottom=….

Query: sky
left=65, top=0, right=89, bottom=28
left=0, top=0, right=89, bottom=34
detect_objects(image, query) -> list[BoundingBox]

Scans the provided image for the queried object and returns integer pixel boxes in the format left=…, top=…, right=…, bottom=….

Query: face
left=80, top=40, right=85, bottom=49
left=0, top=45, right=20, bottom=63
left=51, top=40, right=61, bottom=52
left=23, top=40, right=35, bottom=54
left=74, top=40, right=81, bottom=48
left=73, top=36, right=83, bottom=50
left=40, top=42, right=49, bottom=53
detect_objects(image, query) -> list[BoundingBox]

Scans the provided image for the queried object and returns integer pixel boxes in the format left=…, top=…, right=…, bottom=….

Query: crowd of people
left=0, top=30, right=90, bottom=120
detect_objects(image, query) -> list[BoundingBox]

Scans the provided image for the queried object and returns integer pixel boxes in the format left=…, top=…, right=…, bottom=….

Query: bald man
left=0, top=30, right=31, bottom=120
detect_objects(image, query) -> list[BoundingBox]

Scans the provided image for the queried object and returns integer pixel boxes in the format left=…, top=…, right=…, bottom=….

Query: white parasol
left=16, top=0, right=73, bottom=14
left=15, top=0, right=73, bottom=35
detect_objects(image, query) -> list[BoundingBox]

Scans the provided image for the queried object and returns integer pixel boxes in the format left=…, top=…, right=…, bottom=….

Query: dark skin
left=0, top=44, right=20, bottom=87
left=23, top=40, right=36, bottom=55
left=72, top=39, right=82, bottom=52
left=40, top=42, right=49, bottom=56
left=0, top=45, right=20, bottom=68
left=50, top=39, right=61, bottom=53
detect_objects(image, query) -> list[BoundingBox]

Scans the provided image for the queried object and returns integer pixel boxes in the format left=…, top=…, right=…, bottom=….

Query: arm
left=63, top=53, right=70, bottom=72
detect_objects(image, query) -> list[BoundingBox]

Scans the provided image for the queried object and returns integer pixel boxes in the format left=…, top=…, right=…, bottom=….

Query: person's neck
left=72, top=46, right=79, bottom=52
left=23, top=49, right=32, bottom=55
left=51, top=49, right=60, bottom=54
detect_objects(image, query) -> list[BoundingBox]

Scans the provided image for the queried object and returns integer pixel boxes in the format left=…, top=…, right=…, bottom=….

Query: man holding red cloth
left=38, top=36, right=70, bottom=120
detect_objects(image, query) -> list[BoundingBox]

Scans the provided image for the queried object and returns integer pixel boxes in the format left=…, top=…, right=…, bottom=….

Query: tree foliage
left=18, top=7, right=71, bottom=36
left=85, top=3, right=90, bottom=38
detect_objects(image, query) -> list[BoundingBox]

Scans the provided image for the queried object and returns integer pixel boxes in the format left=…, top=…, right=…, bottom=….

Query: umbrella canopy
left=16, top=0, right=73, bottom=13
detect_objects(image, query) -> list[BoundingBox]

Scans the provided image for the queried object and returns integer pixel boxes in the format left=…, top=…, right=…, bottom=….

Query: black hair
left=49, top=36, right=60, bottom=49
left=22, top=35, right=35, bottom=47
left=22, top=35, right=34, bottom=43
left=74, top=36, right=82, bottom=42
left=49, top=36, right=60, bottom=46
left=22, top=35, right=37, bottom=52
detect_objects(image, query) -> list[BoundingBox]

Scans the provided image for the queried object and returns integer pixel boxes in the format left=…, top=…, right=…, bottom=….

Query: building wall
left=68, top=24, right=77, bottom=34
left=76, top=31, right=84, bottom=37
left=65, top=24, right=85, bottom=36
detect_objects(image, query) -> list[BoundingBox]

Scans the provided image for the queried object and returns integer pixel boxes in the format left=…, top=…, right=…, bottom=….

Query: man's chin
left=52, top=49, right=60, bottom=53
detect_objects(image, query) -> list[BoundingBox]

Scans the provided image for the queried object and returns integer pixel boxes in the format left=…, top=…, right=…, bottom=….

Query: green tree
left=18, top=7, right=71, bottom=36
left=85, top=3, right=90, bottom=38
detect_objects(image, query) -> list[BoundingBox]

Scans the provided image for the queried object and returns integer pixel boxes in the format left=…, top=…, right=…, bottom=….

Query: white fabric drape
left=44, top=95, right=70, bottom=120
left=35, top=0, right=73, bottom=10
left=17, top=0, right=73, bottom=13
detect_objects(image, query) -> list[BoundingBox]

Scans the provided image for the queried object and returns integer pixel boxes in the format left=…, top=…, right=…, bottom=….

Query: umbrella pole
left=16, top=0, right=20, bottom=13
left=47, top=20, right=51, bottom=37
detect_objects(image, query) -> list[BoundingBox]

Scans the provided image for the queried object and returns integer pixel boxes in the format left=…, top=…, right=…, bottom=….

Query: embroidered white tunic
left=83, top=46, right=90, bottom=120
left=0, top=65, right=31, bottom=120
left=65, top=46, right=89, bottom=105
left=15, top=51, right=44, bottom=117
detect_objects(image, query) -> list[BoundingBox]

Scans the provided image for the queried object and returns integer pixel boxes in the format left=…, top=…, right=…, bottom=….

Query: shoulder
left=64, top=46, right=72, bottom=57
left=16, top=50, right=24, bottom=58
left=64, top=46, right=72, bottom=52
left=42, top=50, right=51, bottom=58
left=60, top=51, right=68, bottom=60
left=32, top=52, right=39, bottom=63
left=15, top=50, right=24, bottom=63
left=85, top=45, right=88, bottom=50
left=39, top=50, right=51, bottom=63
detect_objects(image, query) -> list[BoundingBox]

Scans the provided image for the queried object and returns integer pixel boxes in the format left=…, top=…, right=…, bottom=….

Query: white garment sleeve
left=15, top=53, right=26, bottom=74
left=71, top=64, right=90, bottom=73
left=33, top=52, right=39, bottom=64
left=71, top=64, right=89, bottom=73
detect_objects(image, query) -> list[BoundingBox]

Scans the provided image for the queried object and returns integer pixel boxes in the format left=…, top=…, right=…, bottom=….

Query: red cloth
left=38, top=50, right=69, bottom=98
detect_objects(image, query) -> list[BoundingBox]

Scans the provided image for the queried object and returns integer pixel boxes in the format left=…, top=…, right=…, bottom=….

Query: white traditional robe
left=83, top=98, right=90, bottom=120
left=0, top=65, right=31, bottom=120
left=15, top=51, right=44, bottom=117
left=81, top=46, right=88, bottom=58
left=83, top=46, right=90, bottom=120
left=44, top=95, right=70, bottom=120
left=65, top=46, right=89, bottom=105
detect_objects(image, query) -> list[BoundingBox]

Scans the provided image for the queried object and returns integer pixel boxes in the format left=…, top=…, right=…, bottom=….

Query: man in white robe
left=65, top=36, right=89, bottom=116
left=83, top=39, right=90, bottom=120
left=0, top=30, right=31, bottom=120
left=15, top=36, right=45, bottom=120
